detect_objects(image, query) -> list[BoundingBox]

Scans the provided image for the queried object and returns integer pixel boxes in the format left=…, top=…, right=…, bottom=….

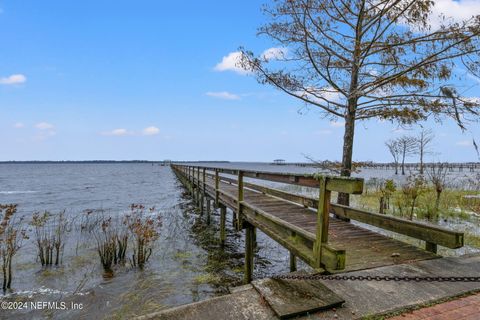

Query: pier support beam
left=206, top=198, right=211, bottom=225
left=244, top=222, right=255, bottom=284
left=220, top=204, right=226, bottom=246
left=426, top=241, right=437, bottom=254
left=290, top=252, right=297, bottom=272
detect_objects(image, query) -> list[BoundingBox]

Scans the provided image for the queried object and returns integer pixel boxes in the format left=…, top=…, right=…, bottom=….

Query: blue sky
left=1, top=0, right=479, bottom=162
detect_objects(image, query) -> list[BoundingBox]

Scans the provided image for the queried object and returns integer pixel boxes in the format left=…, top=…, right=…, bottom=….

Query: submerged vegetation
left=128, top=204, right=162, bottom=269
left=0, top=205, right=28, bottom=291
left=93, top=204, right=162, bottom=274
left=30, top=211, right=70, bottom=266
left=0, top=203, right=163, bottom=291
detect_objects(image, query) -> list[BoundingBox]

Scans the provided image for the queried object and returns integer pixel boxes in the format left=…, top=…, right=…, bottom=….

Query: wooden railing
left=171, top=164, right=464, bottom=276
left=173, top=164, right=463, bottom=252
left=172, top=164, right=364, bottom=272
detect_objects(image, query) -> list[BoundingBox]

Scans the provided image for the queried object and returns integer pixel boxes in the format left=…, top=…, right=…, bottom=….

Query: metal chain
left=228, top=274, right=480, bottom=288
left=270, top=274, right=480, bottom=282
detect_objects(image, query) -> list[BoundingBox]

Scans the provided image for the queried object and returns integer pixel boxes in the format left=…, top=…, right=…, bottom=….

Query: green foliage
left=358, top=180, right=479, bottom=222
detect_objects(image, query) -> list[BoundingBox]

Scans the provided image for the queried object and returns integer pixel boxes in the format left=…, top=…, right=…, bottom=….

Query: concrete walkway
left=135, top=254, right=480, bottom=320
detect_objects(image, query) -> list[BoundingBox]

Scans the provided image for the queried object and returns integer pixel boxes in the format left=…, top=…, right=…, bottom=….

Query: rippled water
left=0, top=163, right=294, bottom=319
left=0, top=162, right=478, bottom=319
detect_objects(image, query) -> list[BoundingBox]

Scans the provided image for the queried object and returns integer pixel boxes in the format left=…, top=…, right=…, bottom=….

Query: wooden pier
left=171, top=164, right=464, bottom=283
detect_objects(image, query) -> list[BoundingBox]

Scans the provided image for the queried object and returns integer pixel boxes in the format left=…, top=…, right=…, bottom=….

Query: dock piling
left=244, top=222, right=255, bottom=284
left=206, top=198, right=211, bottom=225
left=220, top=204, right=226, bottom=246
left=290, top=252, right=297, bottom=272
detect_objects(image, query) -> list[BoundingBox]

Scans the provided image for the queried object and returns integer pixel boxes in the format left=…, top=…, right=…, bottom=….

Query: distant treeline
left=0, top=160, right=163, bottom=164
left=0, top=160, right=232, bottom=164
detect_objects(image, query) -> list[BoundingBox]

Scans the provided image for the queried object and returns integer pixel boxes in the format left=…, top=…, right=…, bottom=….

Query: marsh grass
left=0, top=204, right=28, bottom=291
left=359, top=185, right=479, bottom=221
left=90, top=204, right=162, bottom=275
left=30, top=211, right=70, bottom=266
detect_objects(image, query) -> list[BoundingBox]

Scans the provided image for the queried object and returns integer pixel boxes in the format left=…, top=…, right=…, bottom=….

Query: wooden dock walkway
left=171, top=164, right=464, bottom=283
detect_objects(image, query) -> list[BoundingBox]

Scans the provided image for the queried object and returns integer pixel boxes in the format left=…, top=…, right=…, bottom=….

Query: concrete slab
left=312, top=254, right=480, bottom=319
left=252, top=276, right=344, bottom=319
left=135, top=255, right=480, bottom=320
left=134, top=287, right=275, bottom=320
left=228, top=284, right=253, bottom=294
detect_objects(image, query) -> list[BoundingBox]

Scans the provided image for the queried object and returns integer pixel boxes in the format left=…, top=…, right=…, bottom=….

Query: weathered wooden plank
left=173, top=165, right=447, bottom=274
left=242, top=204, right=345, bottom=271
left=330, top=204, right=464, bottom=249
left=203, top=167, right=363, bottom=194
left=232, top=178, right=463, bottom=249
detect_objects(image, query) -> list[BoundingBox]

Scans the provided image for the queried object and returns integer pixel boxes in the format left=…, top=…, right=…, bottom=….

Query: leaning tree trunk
left=338, top=110, right=356, bottom=207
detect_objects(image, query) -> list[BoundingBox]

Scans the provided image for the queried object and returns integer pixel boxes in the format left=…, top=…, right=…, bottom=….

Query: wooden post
left=313, top=177, right=331, bottom=268
left=206, top=198, right=211, bottom=225
left=200, top=168, right=206, bottom=215
left=426, top=241, right=438, bottom=254
left=202, top=168, right=206, bottom=194
left=244, top=222, right=255, bottom=284
left=190, top=166, right=193, bottom=194
left=237, top=170, right=244, bottom=229
left=215, top=169, right=220, bottom=206
left=196, top=167, right=200, bottom=207
left=290, top=252, right=297, bottom=272
left=220, top=204, right=226, bottom=246
left=232, top=210, right=237, bottom=228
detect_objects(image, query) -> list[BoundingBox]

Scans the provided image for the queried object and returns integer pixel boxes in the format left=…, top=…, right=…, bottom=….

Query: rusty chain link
left=270, top=274, right=480, bottom=282
left=227, top=274, right=480, bottom=288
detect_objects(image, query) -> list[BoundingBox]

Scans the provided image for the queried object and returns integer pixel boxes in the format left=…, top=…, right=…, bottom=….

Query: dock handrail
left=174, top=164, right=463, bottom=254
left=212, top=171, right=462, bottom=252
left=172, top=164, right=367, bottom=271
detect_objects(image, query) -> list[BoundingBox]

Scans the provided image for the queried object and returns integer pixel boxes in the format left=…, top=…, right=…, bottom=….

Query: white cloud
left=314, top=129, right=333, bottom=135
left=429, top=0, right=480, bottom=29
left=213, top=47, right=287, bottom=75
left=0, top=74, right=27, bottom=85
left=34, top=130, right=56, bottom=141
left=205, top=91, right=240, bottom=100
left=298, top=86, right=344, bottom=105
left=261, top=47, right=288, bottom=61
left=13, top=122, right=25, bottom=129
left=35, top=122, right=54, bottom=130
left=330, top=121, right=345, bottom=128
left=102, top=128, right=132, bottom=136
left=101, top=127, right=161, bottom=136
left=142, top=126, right=160, bottom=136
left=214, top=51, right=250, bottom=75
left=456, top=140, right=472, bottom=147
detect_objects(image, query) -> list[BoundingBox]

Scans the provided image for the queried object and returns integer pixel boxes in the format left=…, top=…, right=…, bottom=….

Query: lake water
left=0, top=162, right=478, bottom=319
left=0, top=163, right=300, bottom=319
